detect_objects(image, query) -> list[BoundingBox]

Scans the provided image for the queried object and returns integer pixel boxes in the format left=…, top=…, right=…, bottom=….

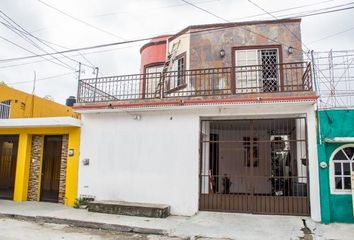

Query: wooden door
left=0, top=135, right=19, bottom=199
left=40, top=135, right=62, bottom=202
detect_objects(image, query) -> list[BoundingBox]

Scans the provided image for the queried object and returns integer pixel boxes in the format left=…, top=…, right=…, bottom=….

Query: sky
left=0, top=0, right=353, bottom=104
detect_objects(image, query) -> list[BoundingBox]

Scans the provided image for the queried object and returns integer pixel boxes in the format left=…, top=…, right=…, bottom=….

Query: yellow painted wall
left=0, top=84, right=79, bottom=119
left=1, top=127, right=80, bottom=207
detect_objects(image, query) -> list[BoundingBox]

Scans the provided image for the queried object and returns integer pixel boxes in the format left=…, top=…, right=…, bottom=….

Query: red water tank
left=140, top=35, right=171, bottom=73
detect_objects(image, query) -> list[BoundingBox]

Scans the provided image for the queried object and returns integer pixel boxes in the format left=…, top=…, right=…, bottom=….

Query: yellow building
left=0, top=84, right=80, bottom=206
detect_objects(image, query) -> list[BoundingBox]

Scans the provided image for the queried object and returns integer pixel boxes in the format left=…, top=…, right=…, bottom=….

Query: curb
left=0, top=213, right=167, bottom=235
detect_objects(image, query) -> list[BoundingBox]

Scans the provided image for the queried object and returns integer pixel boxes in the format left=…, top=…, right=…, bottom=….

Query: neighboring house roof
left=0, top=83, right=80, bottom=119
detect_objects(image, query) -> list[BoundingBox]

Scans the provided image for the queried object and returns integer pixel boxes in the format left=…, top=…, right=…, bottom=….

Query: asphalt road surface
left=0, top=218, right=183, bottom=240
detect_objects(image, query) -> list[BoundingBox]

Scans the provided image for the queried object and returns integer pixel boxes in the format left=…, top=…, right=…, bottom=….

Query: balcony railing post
left=93, top=67, right=99, bottom=102
left=160, top=72, right=165, bottom=99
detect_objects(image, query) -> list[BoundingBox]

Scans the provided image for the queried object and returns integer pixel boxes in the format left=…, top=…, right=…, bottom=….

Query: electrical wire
left=230, top=0, right=336, bottom=21
left=37, top=0, right=126, bottom=41
left=0, top=11, right=77, bottom=70
left=309, top=26, right=354, bottom=44
left=9, top=71, right=75, bottom=85
left=0, top=42, right=143, bottom=70
left=275, top=3, right=354, bottom=19
left=1, top=2, right=353, bottom=64
left=0, top=21, right=77, bottom=71
left=0, top=35, right=76, bottom=71
left=0, top=10, right=102, bottom=72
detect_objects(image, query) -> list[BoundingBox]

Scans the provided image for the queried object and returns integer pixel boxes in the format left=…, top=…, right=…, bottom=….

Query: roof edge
left=169, top=18, right=301, bottom=41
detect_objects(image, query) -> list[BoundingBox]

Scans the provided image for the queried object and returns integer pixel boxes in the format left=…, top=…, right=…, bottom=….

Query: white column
left=201, top=121, right=210, bottom=194
left=296, top=118, right=307, bottom=183
left=306, top=108, right=321, bottom=221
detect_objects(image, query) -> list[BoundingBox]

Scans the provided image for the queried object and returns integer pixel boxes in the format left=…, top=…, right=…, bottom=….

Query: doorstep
left=0, top=200, right=180, bottom=235
left=87, top=200, right=170, bottom=218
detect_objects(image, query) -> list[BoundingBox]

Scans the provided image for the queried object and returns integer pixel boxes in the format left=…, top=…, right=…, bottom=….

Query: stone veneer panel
left=27, top=135, right=43, bottom=201
left=58, top=135, right=68, bottom=204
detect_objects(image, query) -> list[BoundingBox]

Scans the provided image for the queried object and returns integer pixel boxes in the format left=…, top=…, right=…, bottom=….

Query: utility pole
left=76, top=62, right=81, bottom=102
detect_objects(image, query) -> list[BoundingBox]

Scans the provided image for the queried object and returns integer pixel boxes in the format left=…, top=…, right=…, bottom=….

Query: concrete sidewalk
left=0, top=200, right=352, bottom=240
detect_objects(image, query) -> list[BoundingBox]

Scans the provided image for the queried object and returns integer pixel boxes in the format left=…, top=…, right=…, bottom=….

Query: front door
left=0, top=135, right=19, bottom=199
left=40, top=135, right=62, bottom=203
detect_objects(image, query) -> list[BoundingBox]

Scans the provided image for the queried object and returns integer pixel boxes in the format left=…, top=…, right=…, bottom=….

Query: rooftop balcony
left=76, top=62, right=313, bottom=106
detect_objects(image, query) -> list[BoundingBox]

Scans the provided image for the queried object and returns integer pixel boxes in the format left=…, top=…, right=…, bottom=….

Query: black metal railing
left=77, top=62, right=312, bottom=103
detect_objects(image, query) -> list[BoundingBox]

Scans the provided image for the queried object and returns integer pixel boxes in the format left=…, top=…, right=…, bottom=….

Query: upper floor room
left=0, top=84, right=79, bottom=119
left=76, top=18, right=316, bottom=109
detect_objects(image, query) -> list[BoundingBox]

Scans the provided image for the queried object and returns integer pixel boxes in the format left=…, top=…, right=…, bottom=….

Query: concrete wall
left=318, top=109, right=354, bottom=223
left=78, top=102, right=320, bottom=220
left=78, top=111, right=200, bottom=216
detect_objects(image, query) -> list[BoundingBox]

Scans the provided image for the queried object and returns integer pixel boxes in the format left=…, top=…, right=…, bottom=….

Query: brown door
left=199, top=118, right=310, bottom=216
left=0, top=135, right=19, bottom=200
left=40, top=135, right=62, bottom=203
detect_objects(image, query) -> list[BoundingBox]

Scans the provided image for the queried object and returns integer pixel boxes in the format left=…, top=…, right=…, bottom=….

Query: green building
left=318, top=109, right=354, bottom=223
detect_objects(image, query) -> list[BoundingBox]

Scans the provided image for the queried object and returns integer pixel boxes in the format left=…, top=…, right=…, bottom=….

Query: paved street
left=0, top=218, right=182, bottom=240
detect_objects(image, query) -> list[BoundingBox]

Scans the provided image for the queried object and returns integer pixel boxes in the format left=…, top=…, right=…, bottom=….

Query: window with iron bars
left=0, top=100, right=11, bottom=119
left=332, top=146, right=354, bottom=193
left=235, top=48, right=279, bottom=93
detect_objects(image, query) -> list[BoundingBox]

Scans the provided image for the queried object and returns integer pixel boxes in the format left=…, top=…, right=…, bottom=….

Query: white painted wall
left=78, top=101, right=321, bottom=220
left=78, top=111, right=200, bottom=216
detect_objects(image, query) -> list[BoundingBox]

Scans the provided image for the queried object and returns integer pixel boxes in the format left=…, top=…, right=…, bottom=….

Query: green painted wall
left=318, top=109, right=354, bottom=223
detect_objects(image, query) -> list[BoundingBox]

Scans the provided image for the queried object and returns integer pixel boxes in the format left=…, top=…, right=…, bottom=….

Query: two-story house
left=74, top=19, right=320, bottom=221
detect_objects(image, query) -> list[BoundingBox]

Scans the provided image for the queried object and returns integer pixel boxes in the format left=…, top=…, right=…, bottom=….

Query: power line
left=9, top=71, right=75, bottom=85
left=0, top=42, right=143, bottom=70
left=0, top=10, right=77, bottom=70
left=37, top=0, right=126, bottom=41
left=0, top=36, right=152, bottom=63
left=230, top=0, right=336, bottom=21
left=0, top=19, right=96, bottom=69
left=181, top=0, right=229, bottom=22
left=0, top=35, right=76, bottom=71
left=1, top=1, right=353, bottom=65
left=275, top=3, right=354, bottom=19
left=309, top=26, right=354, bottom=44
left=247, top=0, right=311, bottom=52
left=0, top=20, right=76, bottom=71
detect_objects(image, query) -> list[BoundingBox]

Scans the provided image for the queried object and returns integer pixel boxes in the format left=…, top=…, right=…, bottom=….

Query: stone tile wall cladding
left=27, top=135, right=42, bottom=201
left=27, top=134, right=68, bottom=204
left=58, top=135, right=68, bottom=204
left=188, top=20, right=303, bottom=91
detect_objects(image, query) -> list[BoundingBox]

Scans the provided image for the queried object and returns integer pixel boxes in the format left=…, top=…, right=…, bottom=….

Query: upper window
left=144, top=64, right=164, bottom=98
left=235, top=48, right=279, bottom=93
left=331, top=145, right=354, bottom=193
left=169, top=53, right=186, bottom=90
left=0, top=100, right=11, bottom=119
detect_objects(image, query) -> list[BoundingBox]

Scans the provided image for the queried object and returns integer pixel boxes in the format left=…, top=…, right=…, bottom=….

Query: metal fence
left=0, top=101, right=10, bottom=119
left=312, top=50, right=354, bottom=109
left=200, top=118, right=309, bottom=215
left=77, top=62, right=312, bottom=103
